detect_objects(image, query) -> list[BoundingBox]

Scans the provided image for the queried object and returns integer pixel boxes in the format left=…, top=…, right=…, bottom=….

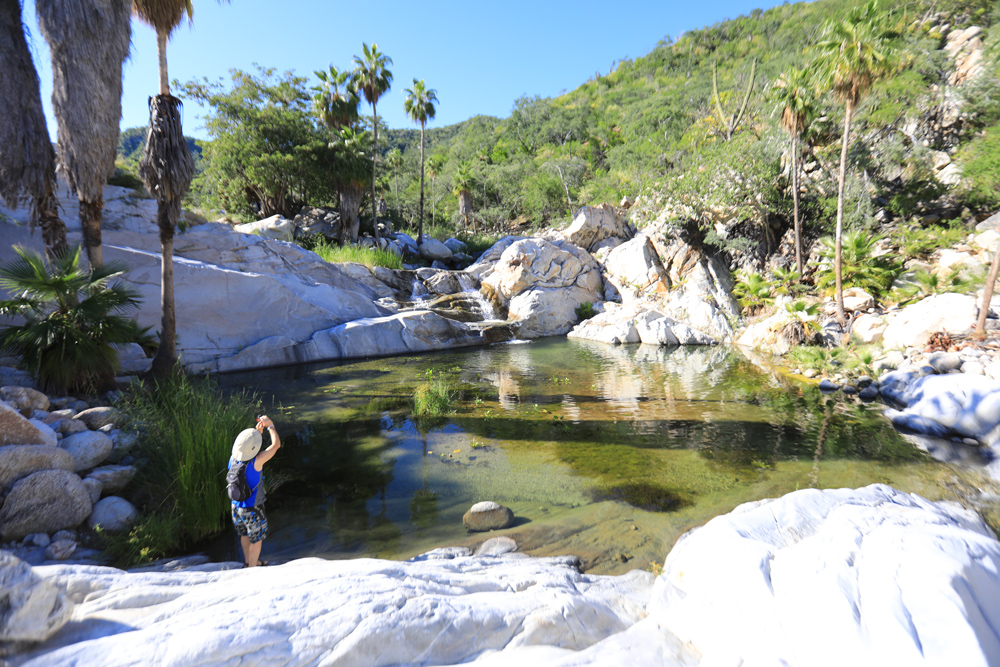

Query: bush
left=959, top=124, right=1000, bottom=210
left=575, top=301, right=597, bottom=321
left=0, top=246, right=142, bottom=394
left=414, top=380, right=452, bottom=417
left=310, top=239, right=403, bottom=270
left=732, top=272, right=775, bottom=315
left=111, top=374, right=261, bottom=566
left=814, top=232, right=902, bottom=298
left=891, top=220, right=969, bottom=259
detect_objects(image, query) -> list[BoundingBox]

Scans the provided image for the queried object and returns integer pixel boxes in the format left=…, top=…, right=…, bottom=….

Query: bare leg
left=246, top=539, right=263, bottom=567
left=240, top=535, right=252, bottom=565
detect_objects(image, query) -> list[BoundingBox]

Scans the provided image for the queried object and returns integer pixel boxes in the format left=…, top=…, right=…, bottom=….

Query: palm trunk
left=834, top=100, right=853, bottom=327
left=371, top=102, right=380, bottom=242
left=791, top=133, right=802, bottom=277
left=80, top=199, right=104, bottom=268
left=151, top=200, right=179, bottom=377
left=39, top=176, right=68, bottom=259
left=340, top=184, right=363, bottom=244
left=431, top=174, right=436, bottom=226
left=975, top=245, right=1000, bottom=339
left=418, top=121, right=426, bottom=245
left=156, top=28, right=169, bottom=95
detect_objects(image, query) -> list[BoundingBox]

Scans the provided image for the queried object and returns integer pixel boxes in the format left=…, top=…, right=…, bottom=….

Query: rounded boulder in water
left=463, top=501, right=514, bottom=532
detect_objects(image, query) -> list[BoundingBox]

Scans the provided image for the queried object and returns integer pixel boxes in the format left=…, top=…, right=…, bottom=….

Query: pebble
left=804, top=369, right=819, bottom=379
left=819, top=379, right=840, bottom=393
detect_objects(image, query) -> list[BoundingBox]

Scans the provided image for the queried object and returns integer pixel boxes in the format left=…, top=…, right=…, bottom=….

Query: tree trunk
left=80, top=198, right=104, bottom=268
left=975, top=245, right=1000, bottom=339
left=39, top=176, right=68, bottom=259
left=431, top=174, right=436, bottom=227
left=834, top=100, right=853, bottom=327
left=458, top=189, right=472, bottom=230
left=340, top=184, right=363, bottom=244
left=151, top=199, right=180, bottom=377
left=156, top=28, right=169, bottom=96
left=418, top=121, right=426, bottom=245
left=791, top=133, right=803, bottom=277
left=371, top=102, right=380, bottom=242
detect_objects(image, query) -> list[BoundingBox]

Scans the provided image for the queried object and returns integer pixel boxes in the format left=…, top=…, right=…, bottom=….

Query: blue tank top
left=229, top=456, right=265, bottom=508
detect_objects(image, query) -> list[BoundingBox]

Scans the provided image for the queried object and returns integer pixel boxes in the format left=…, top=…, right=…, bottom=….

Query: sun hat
left=232, top=428, right=263, bottom=462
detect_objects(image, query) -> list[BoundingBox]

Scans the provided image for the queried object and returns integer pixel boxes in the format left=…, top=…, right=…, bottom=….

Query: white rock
left=59, top=431, right=114, bottom=472
left=24, top=532, right=51, bottom=548
left=443, top=237, right=469, bottom=254
left=602, top=235, right=670, bottom=304
left=852, top=313, right=887, bottom=344
left=44, top=539, right=78, bottom=561
left=881, top=293, right=977, bottom=350
left=74, top=406, right=124, bottom=430
left=962, top=360, right=985, bottom=375
left=418, top=238, right=453, bottom=261
left=0, top=445, right=76, bottom=491
left=562, top=204, right=632, bottom=252
left=27, top=419, right=59, bottom=448
left=233, top=214, right=295, bottom=242
left=0, top=470, right=92, bottom=541
left=87, top=497, right=138, bottom=532
left=0, top=551, right=73, bottom=642
left=880, top=371, right=1000, bottom=446
left=842, top=287, right=874, bottom=311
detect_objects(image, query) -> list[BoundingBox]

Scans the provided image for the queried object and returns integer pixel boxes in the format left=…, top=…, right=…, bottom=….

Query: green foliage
left=891, top=219, right=969, bottom=258
left=732, top=271, right=775, bottom=314
left=101, top=511, right=181, bottom=568
left=114, top=373, right=261, bottom=566
left=784, top=300, right=823, bottom=332
left=0, top=246, right=142, bottom=394
left=179, top=67, right=336, bottom=222
left=959, top=123, right=1000, bottom=209
left=815, top=231, right=902, bottom=297
left=771, top=266, right=808, bottom=295
left=309, top=239, right=403, bottom=269
left=575, top=302, right=597, bottom=321
left=890, top=267, right=979, bottom=304
left=414, top=380, right=452, bottom=417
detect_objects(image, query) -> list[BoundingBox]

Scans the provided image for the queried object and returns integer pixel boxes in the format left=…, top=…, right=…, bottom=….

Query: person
left=228, top=415, right=280, bottom=567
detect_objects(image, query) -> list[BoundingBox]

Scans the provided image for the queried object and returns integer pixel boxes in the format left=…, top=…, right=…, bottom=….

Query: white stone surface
left=11, top=485, right=1000, bottom=666
left=852, top=313, right=887, bottom=344
left=58, top=431, right=113, bottom=472
left=419, top=237, right=454, bottom=261
left=561, top=204, right=632, bottom=253
left=233, top=214, right=295, bottom=241
left=87, top=497, right=138, bottom=532
left=0, top=551, right=72, bottom=643
left=842, top=286, right=874, bottom=311
left=881, top=293, right=977, bottom=350
left=602, top=235, right=670, bottom=304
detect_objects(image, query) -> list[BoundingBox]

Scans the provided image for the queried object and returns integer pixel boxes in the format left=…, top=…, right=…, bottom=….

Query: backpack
left=227, top=460, right=252, bottom=502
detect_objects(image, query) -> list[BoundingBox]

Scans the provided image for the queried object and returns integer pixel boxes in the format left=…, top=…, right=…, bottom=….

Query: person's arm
left=253, top=416, right=281, bottom=470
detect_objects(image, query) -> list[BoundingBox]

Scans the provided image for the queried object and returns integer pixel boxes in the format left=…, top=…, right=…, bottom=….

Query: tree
left=328, top=126, right=371, bottom=243
left=180, top=68, right=335, bottom=222
left=352, top=43, right=393, bottom=243
left=816, top=0, right=898, bottom=325
left=403, top=79, right=438, bottom=244
left=36, top=0, right=132, bottom=268
left=313, top=65, right=360, bottom=130
left=712, top=58, right=757, bottom=141
left=427, top=154, right=446, bottom=227
left=385, top=147, right=403, bottom=216
left=770, top=66, right=818, bottom=277
left=0, top=0, right=67, bottom=258
left=0, top=245, right=141, bottom=394
left=132, top=0, right=204, bottom=377
left=453, top=161, right=475, bottom=230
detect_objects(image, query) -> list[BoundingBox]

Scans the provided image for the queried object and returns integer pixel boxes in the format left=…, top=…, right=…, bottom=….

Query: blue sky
left=22, top=0, right=790, bottom=140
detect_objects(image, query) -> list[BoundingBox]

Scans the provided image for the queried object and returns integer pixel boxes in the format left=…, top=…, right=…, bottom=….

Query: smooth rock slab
left=0, top=551, right=72, bottom=642
left=0, top=470, right=92, bottom=542
left=463, top=501, right=515, bottom=532
left=880, top=371, right=1000, bottom=446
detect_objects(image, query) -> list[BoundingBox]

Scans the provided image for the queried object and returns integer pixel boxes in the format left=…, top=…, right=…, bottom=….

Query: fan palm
left=36, top=0, right=132, bottom=269
left=403, top=79, right=438, bottom=245
left=427, top=154, right=446, bottom=227
left=329, top=126, right=372, bottom=244
left=132, top=0, right=216, bottom=377
left=352, top=43, right=393, bottom=242
left=0, top=245, right=141, bottom=394
left=770, top=66, right=818, bottom=278
left=453, top=161, right=475, bottom=230
left=815, top=0, right=898, bottom=324
left=313, top=65, right=360, bottom=131
left=0, top=0, right=67, bottom=258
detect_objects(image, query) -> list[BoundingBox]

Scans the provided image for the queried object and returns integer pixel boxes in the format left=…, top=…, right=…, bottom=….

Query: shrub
left=0, top=246, right=142, bottom=394
left=959, top=124, right=1000, bottom=210
left=112, top=373, right=261, bottom=566
left=309, top=239, right=403, bottom=270
left=732, top=272, right=775, bottom=315
left=892, top=220, right=969, bottom=259
left=814, top=232, right=902, bottom=298
left=575, top=301, right=597, bottom=321
left=414, top=380, right=452, bottom=417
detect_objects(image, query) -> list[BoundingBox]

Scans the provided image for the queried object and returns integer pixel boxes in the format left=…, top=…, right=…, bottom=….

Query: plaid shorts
left=231, top=504, right=269, bottom=544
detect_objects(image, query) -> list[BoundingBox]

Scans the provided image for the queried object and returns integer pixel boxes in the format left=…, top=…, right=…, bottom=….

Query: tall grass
left=414, top=380, right=453, bottom=417
left=311, top=239, right=403, bottom=270
left=107, top=374, right=261, bottom=566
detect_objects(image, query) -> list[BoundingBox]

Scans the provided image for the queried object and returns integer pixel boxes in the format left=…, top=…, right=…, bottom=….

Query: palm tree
left=352, top=43, right=393, bottom=243
left=816, top=0, right=898, bottom=324
left=403, top=79, right=438, bottom=245
left=132, top=0, right=205, bottom=377
left=385, top=147, right=403, bottom=217
left=0, top=245, right=141, bottom=394
left=427, top=154, right=446, bottom=227
left=0, top=0, right=67, bottom=258
left=770, top=66, right=818, bottom=278
left=453, top=161, right=475, bottom=231
left=36, top=0, right=132, bottom=269
left=329, top=126, right=372, bottom=244
left=313, top=65, right=359, bottom=130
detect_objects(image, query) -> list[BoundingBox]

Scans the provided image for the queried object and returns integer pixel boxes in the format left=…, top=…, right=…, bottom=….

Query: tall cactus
left=712, top=58, right=757, bottom=141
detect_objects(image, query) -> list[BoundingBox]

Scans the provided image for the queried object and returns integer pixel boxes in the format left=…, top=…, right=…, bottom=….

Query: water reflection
left=212, top=338, right=940, bottom=566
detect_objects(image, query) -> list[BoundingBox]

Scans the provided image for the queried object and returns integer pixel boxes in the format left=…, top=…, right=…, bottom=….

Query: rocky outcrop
left=560, top=204, right=634, bottom=253
left=569, top=302, right=716, bottom=346
left=602, top=235, right=671, bottom=303
left=233, top=214, right=295, bottom=241
left=0, top=550, right=73, bottom=643
left=11, top=485, right=1000, bottom=665
left=880, top=293, right=977, bottom=350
